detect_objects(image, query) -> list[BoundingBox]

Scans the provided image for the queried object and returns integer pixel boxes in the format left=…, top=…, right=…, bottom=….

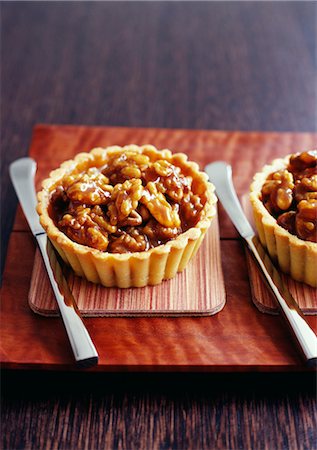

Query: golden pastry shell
left=250, top=155, right=317, bottom=287
left=37, top=145, right=217, bottom=288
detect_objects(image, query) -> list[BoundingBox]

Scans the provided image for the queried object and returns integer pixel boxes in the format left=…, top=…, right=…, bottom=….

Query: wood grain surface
left=2, top=3, right=317, bottom=450
left=2, top=371, right=316, bottom=450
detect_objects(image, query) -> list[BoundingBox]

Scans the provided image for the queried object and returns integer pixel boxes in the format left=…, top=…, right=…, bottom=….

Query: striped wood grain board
left=28, top=217, right=226, bottom=317
left=246, top=253, right=317, bottom=315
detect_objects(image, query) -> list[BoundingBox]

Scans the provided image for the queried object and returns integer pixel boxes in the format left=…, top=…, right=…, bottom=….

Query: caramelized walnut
left=108, top=227, right=150, bottom=253
left=118, top=210, right=143, bottom=227
left=58, top=205, right=116, bottom=251
left=288, top=151, right=317, bottom=175
left=294, top=175, right=317, bottom=202
left=261, top=169, right=294, bottom=214
left=63, top=168, right=112, bottom=205
left=143, top=219, right=181, bottom=245
left=277, top=211, right=296, bottom=235
left=141, top=182, right=181, bottom=228
left=295, top=199, right=317, bottom=242
left=181, top=191, right=204, bottom=227
left=101, top=151, right=150, bottom=184
left=143, top=160, right=191, bottom=202
left=137, top=204, right=151, bottom=222
left=111, top=179, right=144, bottom=222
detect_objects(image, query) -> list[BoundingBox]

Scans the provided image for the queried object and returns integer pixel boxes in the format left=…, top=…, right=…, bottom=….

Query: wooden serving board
left=28, top=219, right=225, bottom=317
left=2, top=125, right=317, bottom=371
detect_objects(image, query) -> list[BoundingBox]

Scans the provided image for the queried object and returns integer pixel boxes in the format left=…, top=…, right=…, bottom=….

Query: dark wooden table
left=1, top=2, right=316, bottom=449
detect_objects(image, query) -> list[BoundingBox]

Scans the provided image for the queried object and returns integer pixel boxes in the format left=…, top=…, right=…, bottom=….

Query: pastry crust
left=250, top=155, right=317, bottom=287
left=37, top=145, right=217, bottom=288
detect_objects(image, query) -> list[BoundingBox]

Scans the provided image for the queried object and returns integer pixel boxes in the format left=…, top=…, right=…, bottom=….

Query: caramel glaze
left=49, top=165, right=205, bottom=253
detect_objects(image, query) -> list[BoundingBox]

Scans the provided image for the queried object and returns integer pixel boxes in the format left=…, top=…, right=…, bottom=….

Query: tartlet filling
left=49, top=150, right=206, bottom=252
left=261, top=150, right=317, bottom=242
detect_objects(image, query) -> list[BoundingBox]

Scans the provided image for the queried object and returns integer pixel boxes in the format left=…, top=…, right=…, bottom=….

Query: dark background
left=1, top=2, right=317, bottom=449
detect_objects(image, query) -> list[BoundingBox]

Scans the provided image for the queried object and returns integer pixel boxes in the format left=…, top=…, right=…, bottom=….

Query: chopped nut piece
left=141, top=182, right=181, bottom=228
left=144, top=160, right=191, bottom=202
left=153, top=160, right=175, bottom=177
left=63, top=168, right=112, bottom=205
left=143, top=219, right=181, bottom=244
left=111, top=179, right=144, bottom=221
left=137, top=204, right=151, bottom=222
left=108, top=227, right=150, bottom=253
left=181, top=191, right=204, bottom=226
left=261, top=169, right=294, bottom=214
left=101, top=151, right=150, bottom=184
left=296, top=199, right=317, bottom=242
left=288, top=150, right=317, bottom=174
left=58, top=204, right=115, bottom=250
left=294, top=175, right=317, bottom=202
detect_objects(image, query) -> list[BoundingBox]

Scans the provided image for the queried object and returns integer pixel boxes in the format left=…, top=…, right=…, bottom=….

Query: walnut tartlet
left=250, top=150, right=317, bottom=287
left=37, top=145, right=217, bottom=288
